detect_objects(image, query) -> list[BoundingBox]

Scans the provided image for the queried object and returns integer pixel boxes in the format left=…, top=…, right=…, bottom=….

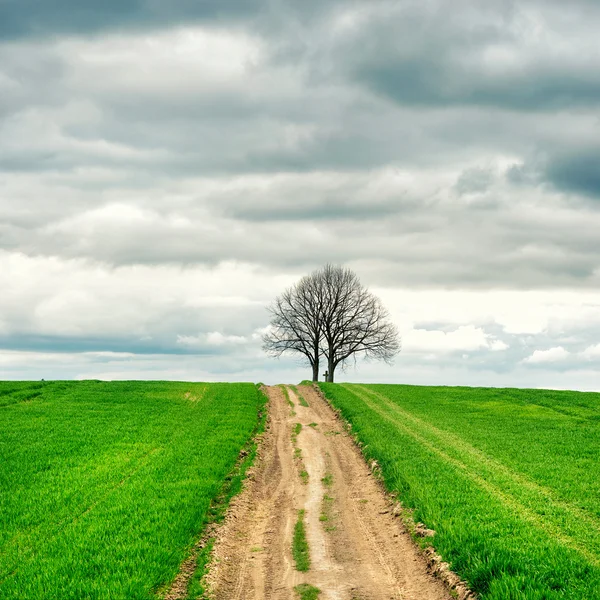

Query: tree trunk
left=312, top=361, right=319, bottom=382
left=327, top=357, right=335, bottom=382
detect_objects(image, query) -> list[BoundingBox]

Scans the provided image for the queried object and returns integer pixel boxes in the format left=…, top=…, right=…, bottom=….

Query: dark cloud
left=0, top=0, right=258, bottom=40
left=223, top=197, right=402, bottom=222
left=357, top=62, right=600, bottom=112
left=0, top=333, right=186, bottom=355
left=545, top=149, right=600, bottom=200
left=285, top=2, right=600, bottom=113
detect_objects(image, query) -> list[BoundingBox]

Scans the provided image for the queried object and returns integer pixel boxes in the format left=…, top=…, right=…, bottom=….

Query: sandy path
left=204, top=385, right=452, bottom=600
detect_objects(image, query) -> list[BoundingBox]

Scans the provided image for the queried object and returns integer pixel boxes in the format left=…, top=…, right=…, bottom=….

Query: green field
left=319, top=382, right=600, bottom=600
left=0, top=380, right=265, bottom=600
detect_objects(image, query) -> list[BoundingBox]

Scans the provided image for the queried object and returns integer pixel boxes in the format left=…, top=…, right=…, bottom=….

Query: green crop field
left=319, top=382, right=600, bottom=600
left=0, top=380, right=265, bottom=600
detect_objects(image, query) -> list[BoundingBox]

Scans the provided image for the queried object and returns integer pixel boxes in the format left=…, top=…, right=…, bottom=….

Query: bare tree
left=263, top=265, right=400, bottom=382
left=262, top=273, right=323, bottom=381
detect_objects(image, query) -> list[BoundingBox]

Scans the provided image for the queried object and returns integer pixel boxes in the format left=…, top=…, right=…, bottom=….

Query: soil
left=203, top=385, right=454, bottom=600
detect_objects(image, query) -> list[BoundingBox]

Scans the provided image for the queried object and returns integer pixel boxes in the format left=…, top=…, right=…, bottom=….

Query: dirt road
left=204, top=385, right=453, bottom=600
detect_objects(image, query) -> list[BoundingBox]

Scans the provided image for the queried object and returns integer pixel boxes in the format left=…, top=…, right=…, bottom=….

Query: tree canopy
left=263, top=265, right=400, bottom=382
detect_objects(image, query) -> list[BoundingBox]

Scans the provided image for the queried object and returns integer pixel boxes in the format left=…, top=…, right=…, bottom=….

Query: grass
left=280, top=384, right=294, bottom=408
left=320, top=494, right=336, bottom=531
left=292, top=510, right=310, bottom=572
left=291, top=385, right=310, bottom=407
left=290, top=421, right=308, bottom=483
left=321, top=473, right=333, bottom=488
left=0, top=381, right=265, bottom=600
left=294, top=583, right=320, bottom=599
left=292, top=422, right=303, bottom=461
left=319, top=382, right=600, bottom=600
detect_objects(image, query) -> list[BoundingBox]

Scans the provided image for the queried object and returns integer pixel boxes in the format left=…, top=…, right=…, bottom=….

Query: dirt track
left=204, top=385, right=452, bottom=600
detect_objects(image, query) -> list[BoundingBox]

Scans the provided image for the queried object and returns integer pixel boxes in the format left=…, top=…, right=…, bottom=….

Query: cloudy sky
left=1, top=0, right=600, bottom=388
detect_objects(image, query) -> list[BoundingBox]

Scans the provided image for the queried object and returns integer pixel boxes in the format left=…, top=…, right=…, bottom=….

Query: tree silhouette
left=263, top=265, right=400, bottom=382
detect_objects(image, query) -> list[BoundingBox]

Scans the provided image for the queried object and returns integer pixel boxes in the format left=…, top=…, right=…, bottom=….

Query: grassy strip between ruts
left=290, top=415, right=309, bottom=484
left=294, top=583, right=320, bottom=599
left=184, top=386, right=268, bottom=599
left=292, top=423, right=303, bottom=458
left=280, top=384, right=294, bottom=409
left=318, top=382, right=600, bottom=600
left=291, top=385, right=310, bottom=407
left=320, top=494, right=336, bottom=532
left=292, top=510, right=310, bottom=572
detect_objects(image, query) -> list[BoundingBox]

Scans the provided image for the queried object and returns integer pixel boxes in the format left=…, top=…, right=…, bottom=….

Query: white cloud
left=206, top=332, right=248, bottom=345
left=0, top=350, right=73, bottom=366
left=402, top=325, right=502, bottom=354
left=523, top=346, right=570, bottom=364
left=177, top=332, right=249, bottom=348
left=83, top=351, right=136, bottom=359
left=0, top=252, right=294, bottom=340
left=378, top=288, right=600, bottom=337
left=490, top=339, right=509, bottom=351
left=580, top=343, right=600, bottom=360
left=63, top=27, right=264, bottom=95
